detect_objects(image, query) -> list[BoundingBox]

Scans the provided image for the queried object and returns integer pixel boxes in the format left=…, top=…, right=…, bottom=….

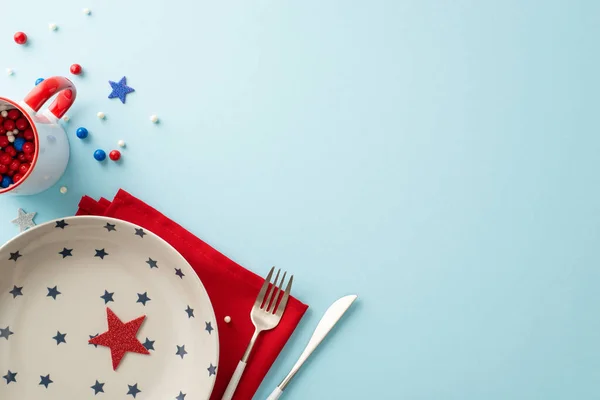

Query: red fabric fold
left=77, top=189, right=308, bottom=400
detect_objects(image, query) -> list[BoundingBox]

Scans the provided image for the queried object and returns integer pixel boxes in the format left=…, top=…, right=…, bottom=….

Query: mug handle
left=23, top=76, right=77, bottom=119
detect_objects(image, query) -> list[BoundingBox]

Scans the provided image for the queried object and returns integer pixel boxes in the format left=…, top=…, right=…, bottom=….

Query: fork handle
left=266, top=387, right=283, bottom=400
left=221, top=361, right=247, bottom=400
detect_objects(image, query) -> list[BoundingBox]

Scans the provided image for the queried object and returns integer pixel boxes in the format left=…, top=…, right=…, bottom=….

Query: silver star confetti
left=11, top=208, right=36, bottom=232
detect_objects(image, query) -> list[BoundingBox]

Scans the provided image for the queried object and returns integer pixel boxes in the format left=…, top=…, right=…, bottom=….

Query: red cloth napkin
left=77, top=189, right=308, bottom=400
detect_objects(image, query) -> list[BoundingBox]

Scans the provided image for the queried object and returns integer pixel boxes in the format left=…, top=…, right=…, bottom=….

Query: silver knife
left=266, top=294, right=358, bottom=399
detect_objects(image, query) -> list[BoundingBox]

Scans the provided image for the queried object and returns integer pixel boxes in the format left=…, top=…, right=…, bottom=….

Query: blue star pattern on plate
left=175, top=268, right=185, bottom=279
left=3, top=370, right=17, bottom=384
left=39, top=374, right=53, bottom=388
left=8, top=251, right=21, bottom=261
left=176, top=391, right=187, bottom=400
left=146, top=258, right=158, bottom=269
left=142, top=337, right=155, bottom=351
left=176, top=345, right=188, bottom=359
left=55, top=219, right=69, bottom=229
left=47, top=286, right=62, bottom=300
left=9, top=285, right=23, bottom=298
left=205, top=321, right=214, bottom=334
left=208, top=364, right=217, bottom=376
left=95, top=248, right=109, bottom=259
left=134, top=228, right=146, bottom=238
left=185, top=305, right=194, bottom=318
left=53, top=331, right=67, bottom=345
left=137, top=292, right=151, bottom=306
left=101, top=290, right=115, bottom=304
left=91, top=380, right=105, bottom=394
left=0, top=326, right=13, bottom=340
left=108, top=76, right=135, bottom=104
left=89, top=333, right=99, bottom=348
left=104, top=222, right=116, bottom=232
left=59, top=247, right=73, bottom=258
left=127, top=383, right=141, bottom=398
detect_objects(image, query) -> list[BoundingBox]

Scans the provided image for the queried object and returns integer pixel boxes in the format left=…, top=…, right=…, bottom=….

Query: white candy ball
left=118, top=140, right=126, bottom=148
left=8, top=136, right=15, bottom=143
left=1, top=111, right=7, bottom=117
left=12, top=129, right=18, bottom=134
left=60, top=186, right=68, bottom=194
left=97, top=112, right=105, bottom=119
left=150, top=115, right=159, bottom=123
left=224, top=316, right=231, bottom=323
left=6, top=68, right=13, bottom=76
left=62, top=115, right=70, bottom=122
left=49, top=23, right=58, bottom=31
left=83, top=8, right=91, bottom=15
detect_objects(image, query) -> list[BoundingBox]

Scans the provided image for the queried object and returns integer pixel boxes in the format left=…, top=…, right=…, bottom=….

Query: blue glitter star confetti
left=127, top=383, right=141, bottom=398
left=3, top=370, right=17, bottom=384
left=101, top=290, right=114, bottom=304
left=53, top=331, right=67, bottom=345
left=176, top=391, right=187, bottom=400
left=208, top=364, right=217, bottom=376
left=95, top=248, right=109, bottom=259
left=91, top=380, right=105, bottom=394
left=89, top=334, right=99, bottom=348
left=59, top=248, right=73, bottom=258
left=205, top=321, right=214, bottom=334
left=9, top=251, right=21, bottom=261
left=137, top=292, right=151, bottom=306
left=9, top=285, right=23, bottom=298
left=39, top=374, right=53, bottom=388
left=146, top=258, right=158, bottom=269
left=134, top=228, right=146, bottom=238
left=142, top=337, right=155, bottom=351
left=47, top=286, right=62, bottom=300
left=108, top=76, right=135, bottom=104
left=0, top=326, right=13, bottom=340
left=185, top=306, right=194, bottom=318
left=104, top=223, right=116, bottom=232
left=175, top=268, right=185, bottom=279
left=176, top=345, right=188, bottom=359
left=55, top=219, right=68, bottom=229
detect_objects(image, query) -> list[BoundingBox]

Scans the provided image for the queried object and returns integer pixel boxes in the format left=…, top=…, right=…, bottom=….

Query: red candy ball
left=22, top=142, right=34, bottom=154
left=0, top=164, right=7, bottom=174
left=9, top=160, right=20, bottom=171
left=70, top=64, right=82, bottom=75
left=7, top=109, right=21, bottom=120
left=6, top=170, right=14, bottom=177
left=14, top=32, right=27, bottom=45
left=0, top=137, right=9, bottom=147
left=0, top=128, right=5, bottom=135
left=15, top=117, right=28, bottom=130
left=109, top=150, right=121, bottom=161
left=0, top=153, right=12, bottom=165
left=18, top=163, right=30, bottom=174
left=13, top=173, right=22, bottom=183
left=23, top=128, right=34, bottom=140
left=25, top=153, right=34, bottom=162
left=3, top=120, right=15, bottom=131
left=5, top=145, right=16, bottom=156
left=17, top=153, right=26, bottom=162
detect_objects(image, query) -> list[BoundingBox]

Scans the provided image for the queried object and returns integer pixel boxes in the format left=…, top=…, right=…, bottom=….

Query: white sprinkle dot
left=1, top=111, right=7, bottom=117
left=224, top=316, right=231, bottom=323
left=49, top=23, right=58, bottom=31
left=59, top=186, right=68, bottom=194
left=150, top=115, right=159, bottom=123
left=8, top=136, right=15, bottom=143
left=6, top=68, right=13, bottom=76
left=12, top=129, right=18, bottom=134
left=118, top=140, right=126, bottom=148
left=83, top=8, right=92, bottom=15
left=62, top=115, right=70, bottom=122
left=97, top=112, right=105, bottom=119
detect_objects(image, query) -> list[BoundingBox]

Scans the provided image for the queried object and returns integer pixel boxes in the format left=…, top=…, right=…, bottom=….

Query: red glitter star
left=89, top=307, right=150, bottom=370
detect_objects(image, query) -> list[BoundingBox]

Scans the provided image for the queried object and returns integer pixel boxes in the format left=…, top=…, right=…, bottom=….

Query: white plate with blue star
left=0, top=216, right=219, bottom=400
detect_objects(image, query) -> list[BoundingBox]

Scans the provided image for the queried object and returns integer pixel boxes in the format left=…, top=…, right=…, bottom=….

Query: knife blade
left=266, top=294, right=358, bottom=399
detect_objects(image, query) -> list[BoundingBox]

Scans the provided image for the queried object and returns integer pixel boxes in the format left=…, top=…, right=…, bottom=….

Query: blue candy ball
left=76, top=127, right=88, bottom=139
left=35, top=78, right=44, bottom=86
left=93, top=149, right=106, bottom=161
left=1, top=176, right=13, bottom=188
left=13, top=137, right=26, bottom=151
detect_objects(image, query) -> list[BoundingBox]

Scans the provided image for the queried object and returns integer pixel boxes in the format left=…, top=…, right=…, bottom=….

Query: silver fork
left=221, top=266, right=294, bottom=400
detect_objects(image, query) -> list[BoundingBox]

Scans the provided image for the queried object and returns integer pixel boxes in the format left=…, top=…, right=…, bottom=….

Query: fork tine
left=254, top=266, right=275, bottom=307
left=262, top=268, right=280, bottom=310
left=275, top=275, right=293, bottom=317
left=267, top=271, right=286, bottom=313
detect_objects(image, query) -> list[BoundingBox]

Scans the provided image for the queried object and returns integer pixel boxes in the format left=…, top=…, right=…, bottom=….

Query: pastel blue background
left=1, top=1, right=599, bottom=399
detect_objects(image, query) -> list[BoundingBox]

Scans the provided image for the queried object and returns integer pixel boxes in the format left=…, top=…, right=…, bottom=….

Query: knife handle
left=266, top=387, right=283, bottom=400
left=221, top=361, right=247, bottom=400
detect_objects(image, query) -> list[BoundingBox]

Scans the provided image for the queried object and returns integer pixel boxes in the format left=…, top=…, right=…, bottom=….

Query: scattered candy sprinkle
left=97, top=112, right=105, bottom=119
left=6, top=68, right=13, bottom=76
left=150, top=115, right=159, bottom=123
left=109, top=150, right=121, bottom=161
left=70, top=64, right=82, bottom=75
left=60, top=186, right=68, bottom=194
left=62, top=115, right=70, bottom=122
left=224, top=316, right=231, bottom=323
left=76, top=127, right=88, bottom=139
left=117, top=140, right=125, bottom=148
left=35, top=78, right=44, bottom=85
left=13, top=32, right=27, bottom=45
left=83, top=8, right=92, bottom=15
left=94, top=149, right=106, bottom=161
left=49, top=23, right=58, bottom=31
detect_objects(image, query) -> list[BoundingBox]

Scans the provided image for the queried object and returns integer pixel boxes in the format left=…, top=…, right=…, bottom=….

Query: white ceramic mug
left=0, top=76, right=77, bottom=195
